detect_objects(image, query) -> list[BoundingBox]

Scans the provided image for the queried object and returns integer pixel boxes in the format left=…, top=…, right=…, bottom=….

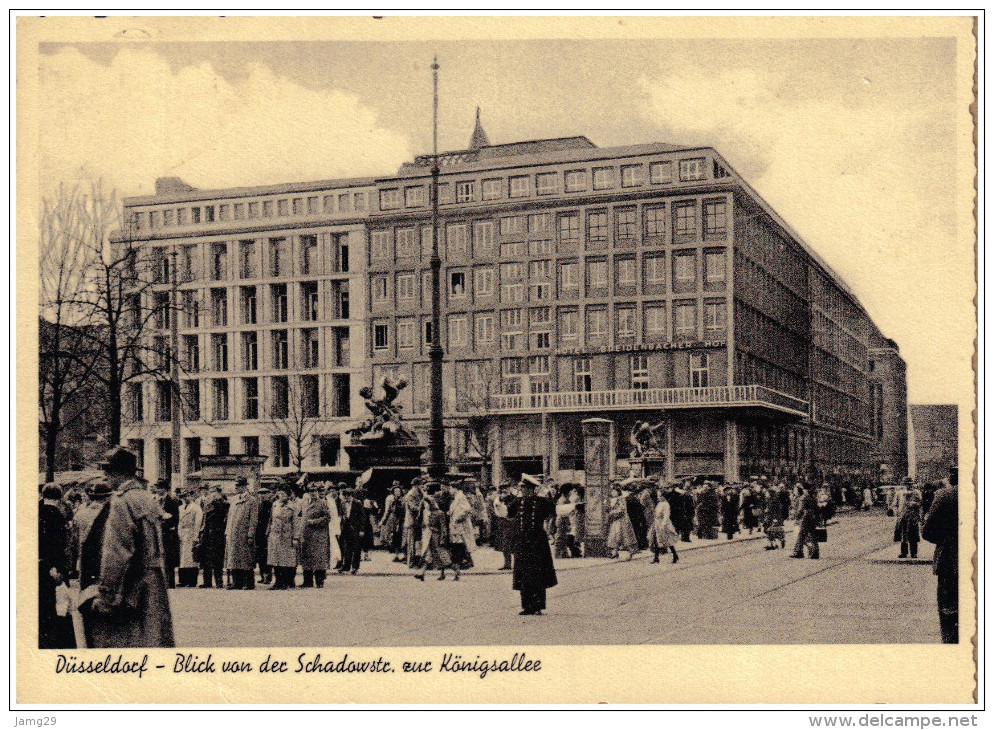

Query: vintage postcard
left=16, top=14, right=979, bottom=706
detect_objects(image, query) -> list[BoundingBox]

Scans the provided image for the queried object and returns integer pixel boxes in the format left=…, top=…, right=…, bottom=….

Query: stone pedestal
left=582, top=418, right=615, bottom=557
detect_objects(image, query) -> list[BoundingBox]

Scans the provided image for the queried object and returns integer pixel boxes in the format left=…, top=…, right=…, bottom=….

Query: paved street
left=171, top=510, right=940, bottom=647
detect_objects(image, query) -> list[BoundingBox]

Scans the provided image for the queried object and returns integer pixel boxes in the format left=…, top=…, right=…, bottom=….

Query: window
left=616, top=257, right=636, bottom=287
left=564, top=170, right=587, bottom=192
left=447, top=224, right=469, bottom=256
left=437, top=183, right=452, bottom=204
left=272, top=330, right=289, bottom=369
left=423, top=320, right=433, bottom=346
left=210, top=243, right=227, bottom=280
left=615, top=207, right=637, bottom=243
left=301, top=281, right=319, bottom=321
left=560, top=261, right=579, bottom=291
left=500, top=215, right=526, bottom=236
left=501, top=282, right=524, bottom=303
left=212, top=333, right=229, bottom=372
left=574, top=357, right=592, bottom=392
left=705, top=250, right=727, bottom=284
left=673, top=202, right=697, bottom=239
left=183, top=383, right=200, bottom=422
left=154, top=292, right=170, bottom=329
left=616, top=306, right=636, bottom=338
left=621, top=165, right=643, bottom=188
left=508, top=176, right=530, bottom=198
left=674, top=301, right=696, bottom=337
left=391, top=228, right=415, bottom=260
left=529, top=259, right=552, bottom=281
left=673, top=253, right=695, bottom=285
left=529, top=307, right=551, bottom=349
left=300, top=235, right=319, bottom=275
left=212, top=380, right=229, bottom=420
left=500, top=262, right=523, bottom=282
left=475, top=313, right=494, bottom=344
left=182, top=290, right=200, bottom=327
left=292, top=198, right=303, bottom=216
left=243, top=378, right=259, bottom=420
left=242, top=331, right=258, bottom=371
left=448, top=315, right=469, bottom=348
left=631, top=354, right=649, bottom=389
left=162, top=209, right=174, bottom=227
left=244, top=436, right=259, bottom=457
left=307, top=196, right=318, bottom=215
left=191, top=207, right=201, bottom=224
left=302, top=328, right=320, bottom=367
left=398, top=318, right=416, bottom=350
left=528, top=355, right=550, bottom=376
left=214, top=436, right=230, bottom=456
left=373, top=323, right=389, bottom=351
left=587, top=211, right=608, bottom=244
left=180, top=244, right=199, bottom=281
left=323, top=195, right=334, bottom=213
left=645, top=304, right=667, bottom=337
left=240, top=286, right=257, bottom=324
left=481, top=178, right=503, bottom=201
left=455, top=181, right=475, bottom=203
left=501, top=357, right=525, bottom=394
left=449, top=271, right=467, bottom=298
left=380, top=189, right=401, bottom=210
left=473, top=221, right=495, bottom=256
left=372, top=275, right=389, bottom=305
left=650, top=161, right=673, bottom=184
left=474, top=267, right=495, bottom=297
left=301, top=374, right=320, bottom=419
left=177, top=208, right=190, bottom=225
left=338, top=193, right=352, bottom=212
left=272, top=436, right=290, bottom=468
left=586, top=306, right=607, bottom=336
left=500, top=309, right=523, bottom=351
left=405, top=186, right=425, bottom=208
left=690, top=353, right=709, bottom=387
left=592, top=167, right=615, bottom=190
left=704, top=199, right=728, bottom=237
left=233, top=203, right=245, bottom=220
left=535, top=172, right=558, bottom=195
left=270, top=376, right=289, bottom=419
left=559, top=308, right=578, bottom=340
left=269, top=238, right=289, bottom=277
left=704, top=300, right=726, bottom=333
left=239, top=240, right=256, bottom=279
left=644, top=255, right=666, bottom=286
left=558, top=213, right=580, bottom=247
left=319, top=436, right=340, bottom=467
left=210, top=289, right=227, bottom=326
left=271, top=283, right=288, bottom=322
left=587, top=259, right=608, bottom=289
left=420, top=271, right=432, bottom=309
left=262, top=200, right=274, bottom=218
left=354, top=192, right=367, bottom=210
left=397, top=273, right=416, bottom=302
left=182, top=335, right=200, bottom=372
left=500, top=241, right=525, bottom=258
left=645, top=206, right=666, bottom=239
left=277, top=199, right=289, bottom=217
left=679, top=157, right=707, bottom=182
left=528, top=211, right=553, bottom=234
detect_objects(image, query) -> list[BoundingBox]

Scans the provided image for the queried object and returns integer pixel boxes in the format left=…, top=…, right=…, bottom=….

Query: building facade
left=909, top=404, right=958, bottom=483
left=114, top=117, right=908, bottom=488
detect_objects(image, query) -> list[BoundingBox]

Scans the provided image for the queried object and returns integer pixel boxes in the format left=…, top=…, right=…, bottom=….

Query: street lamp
left=427, top=56, right=446, bottom=482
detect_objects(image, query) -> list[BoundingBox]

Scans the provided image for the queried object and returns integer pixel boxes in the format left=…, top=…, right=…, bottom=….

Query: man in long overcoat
left=507, top=478, right=557, bottom=615
left=73, top=479, right=114, bottom=647
left=39, top=484, right=74, bottom=649
left=197, top=484, right=228, bottom=588
left=159, top=480, right=181, bottom=588
left=297, top=485, right=331, bottom=587
left=225, top=477, right=260, bottom=589
left=87, top=447, right=174, bottom=648
left=923, top=479, right=958, bottom=643
left=255, top=487, right=273, bottom=584
left=338, top=488, right=367, bottom=575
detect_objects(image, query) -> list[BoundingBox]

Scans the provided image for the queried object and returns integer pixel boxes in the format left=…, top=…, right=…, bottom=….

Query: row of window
left=168, top=327, right=351, bottom=374
left=131, top=191, right=370, bottom=232
left=369, top=200, right=729, bottom=263
left=370, top=251, right=727, bottom=308
left=371, top=300, right=727, bottom=354
left=379, top=157, right=725, bottom=210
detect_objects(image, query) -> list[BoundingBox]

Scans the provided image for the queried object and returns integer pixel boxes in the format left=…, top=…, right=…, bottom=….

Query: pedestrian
left=297, top=483, right=331, bottom=587
left=922, top=478, right=958, bottom=643
left=895, top=483, right=922, bottom=559
left=862, top=484, right=875, bottom=511
left=197, top=484, right=228, bottom=588
left=649, top=487, right=679, bottom=564
left=380, top=483, right=406, bottom=562
left=327, top=483, right=343, bottom=570
left=790, top=484, right=821, bottom=560
left=266, top=486, right=298, bottom=589
left=176, top=487, right=203, bottom=587
left=338, top=488, right=366, bottom=575
left=720, top=485, right=740, bottom=540
left=158, top=481, right=181, bottom=589
left=39, top=484, right=74, bottom=649
left=72, top=478, right=113, bottom=648
left=637, top=483, right=656, bottom=546
left=359, top=487, right=379, bottom=561
left=507, top=477, right=557, bottom=615
left=740, top=484, right=760, bottom=535
left=553, top=492, right=573, bottom=559
left=624, top=484, right=648, bottom=551
left=85, top=447, right=174, bottom=648
left=696, top=482, right=720, bottom=540
left=490, top=484, right=515, bottom=570
left=403, top=480, right=425, bottom=568
left=567, top=488, right=585, bottom=558
left=606, top=485, right=639, bottom=559
left=415, top=491, right=457, bottom=581
left=224, top=477, right=260, bottom=590
left=762, top=484, right=787, bottom=550
left=448, top=481, right=477, bottom=570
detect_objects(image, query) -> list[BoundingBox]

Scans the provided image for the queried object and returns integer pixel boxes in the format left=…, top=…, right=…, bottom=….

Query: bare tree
left=264, top=369, right=334, bottom=474
left=451, top=360, right=498, bottom=485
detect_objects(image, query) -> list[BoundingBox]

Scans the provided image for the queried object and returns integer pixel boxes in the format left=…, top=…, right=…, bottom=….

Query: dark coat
left=255, top=497, right=272, bottom=566
left=721, top=492, right=740, bottom=535
left=39, top=502, right=74, bottom=649
left=297, top=496, right=331, bottom=570
left=93, top=480, right=174, bottom=648
left=625, top=493, right=648, bottom=547
left=198, top=494, right=228, bottom=565
left=339, top=497, right=367, bottom=547
left=922, top=486, right=957, bottom=578
left=509, top=495, right=557, bottom=593
left=161, top=494, right=181, bottom=569
left=224, top=493, right=260, bottom=570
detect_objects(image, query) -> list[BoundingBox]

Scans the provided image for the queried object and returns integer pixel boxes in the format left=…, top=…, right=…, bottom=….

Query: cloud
left=38, top=47, right=414, bottom=196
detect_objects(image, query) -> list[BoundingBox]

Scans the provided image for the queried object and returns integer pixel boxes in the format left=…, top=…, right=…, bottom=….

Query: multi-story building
left=365, top=116, right=908, bottom=486
left=910, top=404, right=958, bottom=483
left=114, top=114, right=908, bottom=489
left=114, top=176, right=373, bottom=485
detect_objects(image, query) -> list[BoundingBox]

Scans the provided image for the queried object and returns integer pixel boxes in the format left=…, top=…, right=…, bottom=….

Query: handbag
left=814, top=527, right=828, bottom=543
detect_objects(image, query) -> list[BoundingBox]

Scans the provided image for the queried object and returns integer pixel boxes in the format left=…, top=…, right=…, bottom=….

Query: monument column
left=548, top=415, right=560, bottom=480
left=490, top=419, right=504, bottom=489
left=725, top=418, right=740, bottom=482
left=665, top=416, right=676, bottom=482
left=582, top=418, right=615, bottom=557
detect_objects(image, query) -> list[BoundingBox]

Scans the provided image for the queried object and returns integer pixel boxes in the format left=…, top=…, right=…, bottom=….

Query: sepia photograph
left=17, top=14, right=979, bottom=706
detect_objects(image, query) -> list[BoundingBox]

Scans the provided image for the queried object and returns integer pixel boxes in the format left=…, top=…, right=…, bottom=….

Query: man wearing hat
left=86, top=447, right=174, bottom=647
left=39, top=484, right=74, bottom=648
left=508, top=476, right=557, bottom=615
left=296, top=481, right=331, bottom=587
left=157, top=479, right=181, bottom=589
left=197, top=483, right=228, bottom=588
left=225, top=477, right=260, bottom=590
left=72, top=478, right=113, bottom=646
left=338, top=487, right=367, bottom=575
left=176, top=486, right=203, bottom=588
left=255, top=484, right=274, bottom=585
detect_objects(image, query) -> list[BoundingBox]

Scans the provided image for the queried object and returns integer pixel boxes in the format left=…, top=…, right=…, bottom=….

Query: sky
left=36, top=37, right=973, bottom=406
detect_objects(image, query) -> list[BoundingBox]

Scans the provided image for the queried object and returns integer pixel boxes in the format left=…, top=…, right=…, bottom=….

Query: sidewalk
left=341, top=522, right=798, bottom=577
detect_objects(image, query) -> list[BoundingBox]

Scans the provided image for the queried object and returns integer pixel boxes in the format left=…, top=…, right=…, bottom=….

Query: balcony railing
left=489, top=384, right=809, bottom=417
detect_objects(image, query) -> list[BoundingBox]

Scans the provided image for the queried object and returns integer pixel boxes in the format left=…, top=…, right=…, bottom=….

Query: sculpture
left=629, top=420, right=665, bottom=458
left=347, top=376, right=418, bottom=444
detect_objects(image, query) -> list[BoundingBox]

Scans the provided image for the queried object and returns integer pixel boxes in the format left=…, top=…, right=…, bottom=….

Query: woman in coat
left=176, top=489, right=203, bottom=587
left=720, top=487, right=740, bottom=540
left=326, top=484, right=342, bottom=570
left=649, top=487, right=680, bottom=564
left=448, top=484, right=477, bottom=570
left=606, top=486, right=639, bottom=559
left=296, top=488, right=331, bottom=587
left=415, top=494, right=457, bottom=581
left=379, top=484, right=406, bottom=562
left=266, top=487, right=298, bottom=589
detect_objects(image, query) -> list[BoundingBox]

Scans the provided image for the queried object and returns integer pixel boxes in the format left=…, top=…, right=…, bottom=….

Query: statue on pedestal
left=629, top=420, right=665, bottom=459
left=347, top=376, right=418, bottom=445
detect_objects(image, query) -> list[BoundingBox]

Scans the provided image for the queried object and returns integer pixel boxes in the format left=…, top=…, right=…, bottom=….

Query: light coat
left=266, top=499, right=298, bottom=568
left=177, top=501, right=203, bottom=569
left=224, top=492, right=260, bottom=570
left=296, top=495, right=331, bottom=570
left=649, top=498, right=679, bottom=549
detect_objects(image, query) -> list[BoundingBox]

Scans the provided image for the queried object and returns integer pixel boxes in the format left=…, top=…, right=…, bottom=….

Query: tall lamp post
left=170, top=248, right=182, bottom=495
left=427, top=56, right=446, bottom=482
